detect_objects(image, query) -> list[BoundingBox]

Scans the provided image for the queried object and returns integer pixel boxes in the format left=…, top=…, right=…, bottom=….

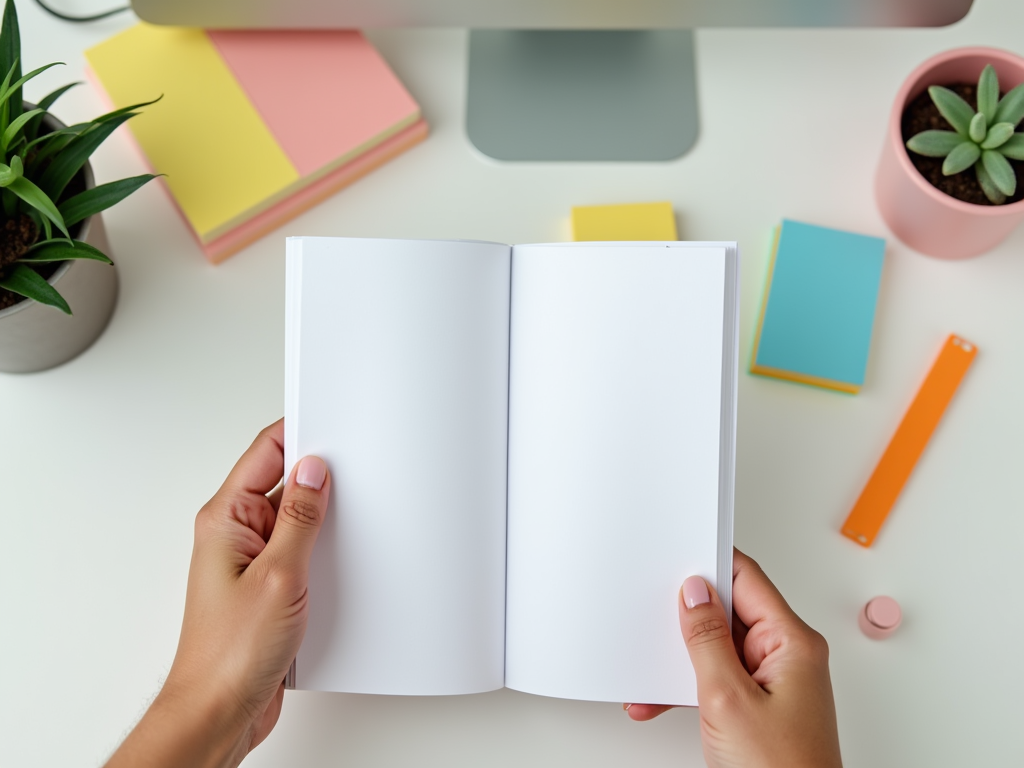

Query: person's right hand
left=626, top=549, right=843, bottom=768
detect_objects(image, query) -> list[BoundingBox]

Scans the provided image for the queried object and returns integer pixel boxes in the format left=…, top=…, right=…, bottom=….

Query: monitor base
left=466, top=30, right=699, bottom=162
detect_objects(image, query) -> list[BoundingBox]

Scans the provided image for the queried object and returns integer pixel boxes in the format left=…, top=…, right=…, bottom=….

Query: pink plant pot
left=876, top=47, right=1024, bottom=260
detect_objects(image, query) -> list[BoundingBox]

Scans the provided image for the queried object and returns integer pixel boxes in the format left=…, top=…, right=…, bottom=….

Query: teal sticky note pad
left=752, top=220, right=885, bottom=392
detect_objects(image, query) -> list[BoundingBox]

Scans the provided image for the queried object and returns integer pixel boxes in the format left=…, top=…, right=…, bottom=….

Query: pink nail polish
left=682, top=576, right=710, bottom=609
left=296, top=457, right=327, bottom=490
left=859, top=596, right=902, bottom=640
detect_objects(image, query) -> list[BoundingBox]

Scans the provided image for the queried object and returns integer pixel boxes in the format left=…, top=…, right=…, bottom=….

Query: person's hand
left=105, top=420, right=330, bottom=768
left=625, top=549, right=842, bottom=768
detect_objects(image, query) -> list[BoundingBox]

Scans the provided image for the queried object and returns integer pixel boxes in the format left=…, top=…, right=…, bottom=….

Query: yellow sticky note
left=85, top=25, right=299, bottom=242
left=571, top=202, right=677, bottom=241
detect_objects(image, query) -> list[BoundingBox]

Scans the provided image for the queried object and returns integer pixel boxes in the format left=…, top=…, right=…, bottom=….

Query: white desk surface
left=3, top=1, right=1024, bottom=766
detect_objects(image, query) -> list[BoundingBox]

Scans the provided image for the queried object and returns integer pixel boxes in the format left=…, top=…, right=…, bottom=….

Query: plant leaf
left=929, top=85, right=975, bottom=136
left=981, top=122, right=1015, bottom=149
left=976, top=160, right=1007, bottom=204
left=997, top=133, right=1024, bottom=160
left=20, top=239, right=112, bottom=264
left=37, top=112, right=134, bottom=201
left=93, top=95, right=161, bottom=124
left=982, top=149, right=1016, bottom=196
left=0, top=154, right=21, bottom=185
left=906, top=129, right=964, bottom=157
left=23, top=126, right=82, bottom=167
left=0, top=0, right=21, bottom=124
left=36, top=81, right=80, bottom=113
left=994, top=83, right=1024, bottom=126
left=23, top=82, right=80, bottom=141
left=58, top=173, right=159, bottom=227
left=978, top=64, right=999, bottom=123
left=7, top=175, right=68, bottom=237
left=0, top=62, right=62, bottom=114
left=942, top=141, right=981, bottom=175
left=969, top=112, right=987, bottom=143
left=0, top=106, right=40, bottom=152
left=0, top=263, right=70, bottom=313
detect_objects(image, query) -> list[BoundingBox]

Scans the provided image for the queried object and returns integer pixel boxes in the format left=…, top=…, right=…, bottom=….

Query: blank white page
left=504, top=242, right=737, bottom=706
left=285, top=237, right=511, bottom=695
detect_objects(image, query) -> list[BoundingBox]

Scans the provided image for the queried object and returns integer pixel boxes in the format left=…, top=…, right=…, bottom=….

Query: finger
left=731, top=549, right=818, bottom=678
left=267, top=484, right=284, bottom=511
left=679, top=576, right=756, bottom=698
left=731, top=549, right=801, bottom=632
left=623, top=703, right=674, bottom=721
left=731, top=609, right=751, bottom=671
left=261, top=456, right=331, bottom=577
left=221, top=420, right=287, bottom=497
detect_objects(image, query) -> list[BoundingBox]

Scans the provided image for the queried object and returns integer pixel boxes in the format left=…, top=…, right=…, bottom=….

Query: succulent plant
left=0, top=0, right=158, bottom=314
left=906, top=64, right=1024, bottom=205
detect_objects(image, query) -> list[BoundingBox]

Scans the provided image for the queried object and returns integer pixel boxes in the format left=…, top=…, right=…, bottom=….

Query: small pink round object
left=858, top=596, right=902, bottom=640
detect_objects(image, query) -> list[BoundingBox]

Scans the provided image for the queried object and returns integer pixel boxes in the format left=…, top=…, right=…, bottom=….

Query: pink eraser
left=858, top=596, right=902, bottom=640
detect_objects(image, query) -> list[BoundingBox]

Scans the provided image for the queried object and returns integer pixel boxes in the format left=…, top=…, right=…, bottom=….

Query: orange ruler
left=842, top=334, right=977, bottom=548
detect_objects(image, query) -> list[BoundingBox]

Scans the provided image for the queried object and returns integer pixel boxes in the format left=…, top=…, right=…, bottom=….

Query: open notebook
left=284, top=238, right=739, bottom=706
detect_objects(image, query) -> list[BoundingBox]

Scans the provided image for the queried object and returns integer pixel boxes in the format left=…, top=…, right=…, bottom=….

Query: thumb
left=263, top=456, right=330, bottom=575
left=679, top=576, right=752, bottom=697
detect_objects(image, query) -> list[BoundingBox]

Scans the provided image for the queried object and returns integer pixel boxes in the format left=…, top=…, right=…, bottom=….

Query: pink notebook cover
left=208, top=30, right=421, bottom=177
left=85, top=30, right=427, bottom=262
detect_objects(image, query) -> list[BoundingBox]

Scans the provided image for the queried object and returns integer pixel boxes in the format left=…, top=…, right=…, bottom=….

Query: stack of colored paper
left=85, top=26, right=428, bottom=262
left=571, top=202, right=678, bottom=241
left=751, top=219, right=886, bottom=394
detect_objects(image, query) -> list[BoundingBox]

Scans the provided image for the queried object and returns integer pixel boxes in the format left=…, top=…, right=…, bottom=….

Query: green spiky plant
left=0, top=0, right=158, bottom=315
left=906, top=64, right=1024, bottom=205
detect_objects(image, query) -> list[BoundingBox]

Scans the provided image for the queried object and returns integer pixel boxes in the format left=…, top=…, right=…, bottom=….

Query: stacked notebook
left=751, top=220, right=886, bottom=394
left=85, top=27, right=428, bottom=262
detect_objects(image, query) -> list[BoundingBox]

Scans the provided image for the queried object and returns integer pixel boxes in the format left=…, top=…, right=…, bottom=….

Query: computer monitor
left=131, top=0, right=974, bottom=162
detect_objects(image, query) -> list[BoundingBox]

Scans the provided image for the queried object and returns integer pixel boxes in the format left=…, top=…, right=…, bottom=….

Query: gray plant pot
left=0, top=110, right=119, bottom=374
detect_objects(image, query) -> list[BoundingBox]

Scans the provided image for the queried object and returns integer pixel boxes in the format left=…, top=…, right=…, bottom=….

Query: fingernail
left=681, top=576, right=710, bottom=609
left=296, top=456, right=327, bottom=490
left=624, top=703, right=633, bottom=711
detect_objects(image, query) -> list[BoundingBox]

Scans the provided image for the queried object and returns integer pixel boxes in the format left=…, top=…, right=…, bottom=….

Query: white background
left=2, top=0, right=1024, bottom=765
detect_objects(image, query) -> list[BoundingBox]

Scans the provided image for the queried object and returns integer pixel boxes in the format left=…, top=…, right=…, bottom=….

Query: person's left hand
left=105, top=420, right=331, bottom=768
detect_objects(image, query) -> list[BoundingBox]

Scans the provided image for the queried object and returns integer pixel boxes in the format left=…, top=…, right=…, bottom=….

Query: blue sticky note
left=752, top=220, right=885, bottom=393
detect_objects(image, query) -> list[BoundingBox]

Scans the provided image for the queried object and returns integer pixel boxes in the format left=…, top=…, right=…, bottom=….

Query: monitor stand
left=466, top=30, right=698, bottom=162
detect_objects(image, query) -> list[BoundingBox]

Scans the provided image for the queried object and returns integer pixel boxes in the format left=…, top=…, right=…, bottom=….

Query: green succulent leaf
left=906, top=129, right=964, bottom=157
left=0, top=106, right=40, bottom=151
left=929, top=85, right=975, bottom=136
left=981, top=122, right=1016, bottom=149
left=978, top=64, right=1000, bottom=123
left=997, top=133, right=1024, bottom=160
left=6, top=175, right=68, bottom=237
left=994, top=83, right=1024, bottom=126
left=0, top=0, right=20, bottom=124
left=942, top=141, right=981, bottom=175
left=37, top=112, right=135, bottom=201
left=0, top=153, right=21, bottom=185
left=976, top=160, right=1008, bottom=204
left=969, top=112, right=988, bottom=143
left=19, top=239, right=112, bottom=264
left=982, top=149, right=1016, bottom=196
left=0, top=263, right=70, bottom=313
left=58, top=173, right=160, bottom=228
